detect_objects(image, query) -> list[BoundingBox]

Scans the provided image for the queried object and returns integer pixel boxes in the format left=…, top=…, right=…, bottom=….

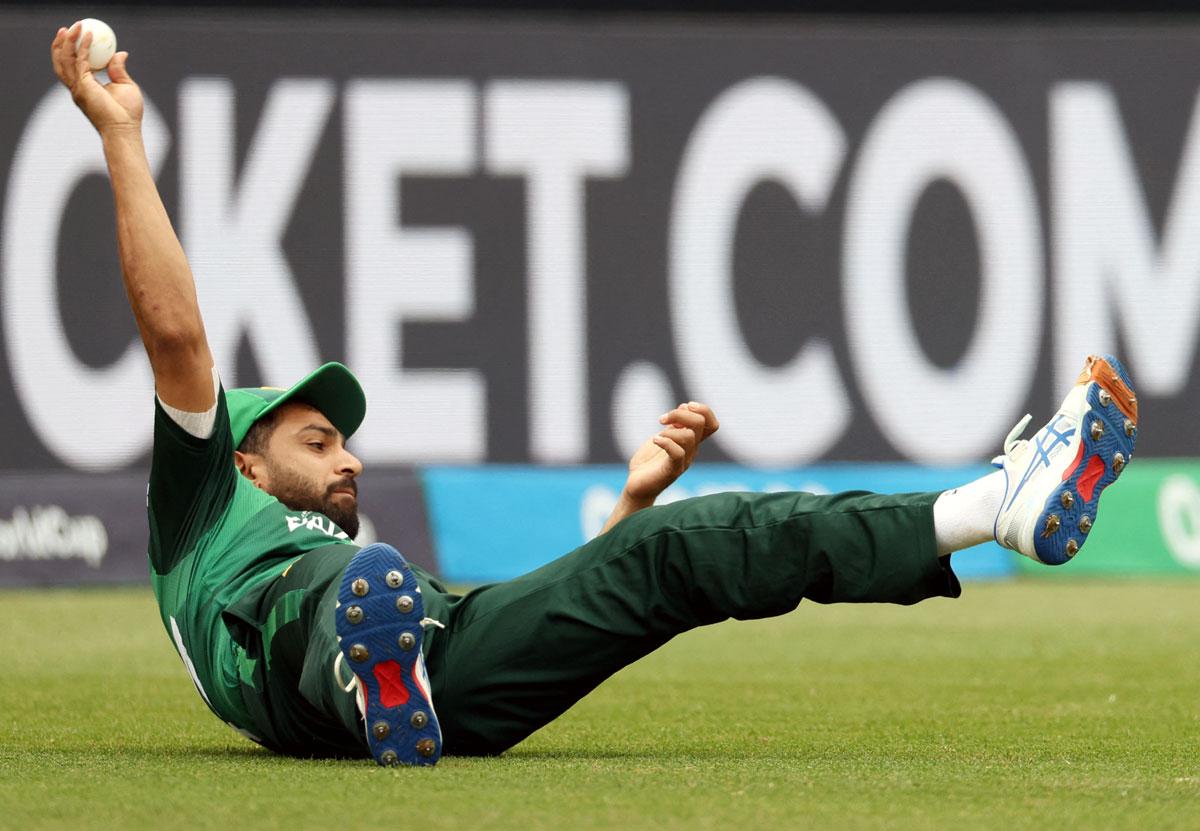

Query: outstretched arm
left=600, top=402, right=720, bottom=534
left=51, top=23, right=214, bottom=412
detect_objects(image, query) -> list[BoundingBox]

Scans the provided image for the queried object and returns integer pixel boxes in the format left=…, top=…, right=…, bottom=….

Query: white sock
left=932, top=470, right=1006, bottom=556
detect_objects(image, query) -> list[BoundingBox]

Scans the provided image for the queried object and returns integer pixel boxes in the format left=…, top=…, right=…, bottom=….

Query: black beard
left=268, top=468, right=361, bottom=539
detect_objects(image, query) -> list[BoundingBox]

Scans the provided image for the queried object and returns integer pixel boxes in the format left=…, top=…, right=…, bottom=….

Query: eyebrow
left=298, top=424, right=338, bottom=439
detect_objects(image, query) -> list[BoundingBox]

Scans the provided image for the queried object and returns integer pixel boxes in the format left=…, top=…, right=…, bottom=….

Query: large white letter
left=1052, top=83, right=1200, bottom=396
left=486, top=81, right=629, bottom=463
left=669, top=77, right=849, bottom=466
left=344, top=80, right=483, bottom=462
left=2, top=88, right=169, bottom=470
left=844, top=78, right=1042, bottom=463
left=180, top=78, right=330, bottom=386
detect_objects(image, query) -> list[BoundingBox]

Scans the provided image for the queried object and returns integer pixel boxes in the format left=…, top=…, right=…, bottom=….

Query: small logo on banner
left=1157, top=475, right=1200, bottom=570
left=0, top=505, right=108, bottom=568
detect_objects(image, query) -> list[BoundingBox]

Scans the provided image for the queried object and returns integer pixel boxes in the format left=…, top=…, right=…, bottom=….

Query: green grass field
left=1, top=582, right=1197, bottom=830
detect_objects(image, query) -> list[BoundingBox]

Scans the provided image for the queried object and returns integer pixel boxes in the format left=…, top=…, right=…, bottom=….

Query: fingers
left=659, top=400, right=720, bottom=450
left=659, top=402, right=719, bottom=433
left=51, top=21, right=96, bottom=97
left=51, top=25, right=76, bottom=85
left=651, top=434, right=686, bottom=465
left=74, top=25, right=94, bottom=76
left=656, top=426, right=696, bottom=451
left=657, top=407, right=701, bottom=440
left=659, top=405, right=703, bottom=430
left=51, top=28, right=66, bottom=83
left=684, top=401, right=720, bottom=438
left=651, top=427, right=699, bottom=477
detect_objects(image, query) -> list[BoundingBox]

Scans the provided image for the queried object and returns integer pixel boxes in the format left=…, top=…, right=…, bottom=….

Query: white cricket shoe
left=993, top=354, right=1138, bottom=565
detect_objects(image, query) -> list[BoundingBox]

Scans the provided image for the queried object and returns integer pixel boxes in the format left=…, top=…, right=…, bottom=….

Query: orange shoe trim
left=1075, top=355, right=1138, bottom=424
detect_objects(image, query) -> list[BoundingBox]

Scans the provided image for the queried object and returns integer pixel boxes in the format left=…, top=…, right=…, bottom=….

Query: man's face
left=234, top=402, right=364, bottom=538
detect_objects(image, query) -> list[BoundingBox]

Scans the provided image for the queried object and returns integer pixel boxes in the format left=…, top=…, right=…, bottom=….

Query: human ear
left=234, top=451, right=268, bottom=491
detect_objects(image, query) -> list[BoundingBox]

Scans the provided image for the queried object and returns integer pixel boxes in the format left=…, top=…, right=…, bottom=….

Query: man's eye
left=307, top=442, right=324, bottom=451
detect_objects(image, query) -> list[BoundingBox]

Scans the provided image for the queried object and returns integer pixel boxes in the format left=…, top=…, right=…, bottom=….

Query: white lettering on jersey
left=284, top=511, right=350, bottom=540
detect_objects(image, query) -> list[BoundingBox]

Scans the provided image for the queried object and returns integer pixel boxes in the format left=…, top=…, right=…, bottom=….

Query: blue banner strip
left=421, top=464, right=1014, bottom=584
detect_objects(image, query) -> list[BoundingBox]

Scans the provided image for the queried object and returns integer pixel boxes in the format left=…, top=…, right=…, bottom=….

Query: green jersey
left=146, top=389, right=357, bottom=739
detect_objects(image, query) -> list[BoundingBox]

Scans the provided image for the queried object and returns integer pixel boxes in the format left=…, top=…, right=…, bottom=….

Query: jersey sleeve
left=147, top=386, right=237, bottom=575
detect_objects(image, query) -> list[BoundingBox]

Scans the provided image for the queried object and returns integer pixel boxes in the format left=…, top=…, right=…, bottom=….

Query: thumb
left=107, top=51, right=132, bottom=83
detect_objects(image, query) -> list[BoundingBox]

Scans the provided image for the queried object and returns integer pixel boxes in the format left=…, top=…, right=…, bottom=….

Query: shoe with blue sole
left=994, top=354, right=1139, bottom=565
left=333, top=543, right=443, bottom=766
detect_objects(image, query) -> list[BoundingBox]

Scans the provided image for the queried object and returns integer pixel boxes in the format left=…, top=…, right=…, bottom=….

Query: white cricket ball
left=79, top=18, right=117, bottom=71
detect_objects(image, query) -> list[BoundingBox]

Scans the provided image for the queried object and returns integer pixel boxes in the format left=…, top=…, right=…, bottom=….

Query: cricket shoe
left=334, top=543, right=443, bottom=766
left=993, top=354, right=1138, bottom=565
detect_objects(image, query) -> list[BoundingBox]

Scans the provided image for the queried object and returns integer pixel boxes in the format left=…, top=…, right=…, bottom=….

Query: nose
left=337, top=447, right=363, bottom=477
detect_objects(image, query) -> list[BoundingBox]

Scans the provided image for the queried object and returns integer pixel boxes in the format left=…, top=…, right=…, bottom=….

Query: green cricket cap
left=225, top=362, right=366, bottom=448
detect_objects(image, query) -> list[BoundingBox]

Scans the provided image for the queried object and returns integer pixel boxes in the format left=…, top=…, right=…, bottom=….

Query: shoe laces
left=333, top=651, right=361, bottom=694
left=997, top=413, right=1033, bottom=461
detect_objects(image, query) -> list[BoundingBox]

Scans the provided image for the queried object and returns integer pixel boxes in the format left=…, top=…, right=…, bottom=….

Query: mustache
left=326, top=477, right=358, bottom=498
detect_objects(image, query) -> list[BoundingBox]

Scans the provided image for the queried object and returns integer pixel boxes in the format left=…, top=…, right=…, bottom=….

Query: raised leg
left=424, top=489, right=953, bottom=755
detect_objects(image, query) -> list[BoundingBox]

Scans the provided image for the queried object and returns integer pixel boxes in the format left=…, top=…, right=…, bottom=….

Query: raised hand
left=51, top=22, right=142, bottom=134
left=622, top=402, right=720, bottom=505
left=50, top=22, right=216, bottom=414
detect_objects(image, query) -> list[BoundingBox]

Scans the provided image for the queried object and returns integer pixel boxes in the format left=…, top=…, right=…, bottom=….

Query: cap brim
left=255, top=362, right=366, bottom=442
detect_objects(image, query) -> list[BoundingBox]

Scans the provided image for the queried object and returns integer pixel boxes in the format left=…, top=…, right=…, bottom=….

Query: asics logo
left=1006, top=416, right=1076, bottom=511
left=1031, top=416, right=1075, bottom=469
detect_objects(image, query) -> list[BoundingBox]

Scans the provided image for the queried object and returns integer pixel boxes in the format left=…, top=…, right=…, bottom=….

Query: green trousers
left=247, top=489, right=958, bottom=757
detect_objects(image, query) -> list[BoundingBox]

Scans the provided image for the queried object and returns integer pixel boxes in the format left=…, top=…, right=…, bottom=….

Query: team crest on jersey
left=285, top=511, right=349, bottom=540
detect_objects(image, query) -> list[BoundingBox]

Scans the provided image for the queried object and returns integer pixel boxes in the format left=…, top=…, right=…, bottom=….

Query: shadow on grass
left=493, top=746, right=802, bottom=763
left=20, top=743, right=360, bottom=765
left=14, top=737, right=866, bottom=768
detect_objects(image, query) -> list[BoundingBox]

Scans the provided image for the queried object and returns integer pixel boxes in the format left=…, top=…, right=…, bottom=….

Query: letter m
left=1051, top=82, right=1200, bottom=396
